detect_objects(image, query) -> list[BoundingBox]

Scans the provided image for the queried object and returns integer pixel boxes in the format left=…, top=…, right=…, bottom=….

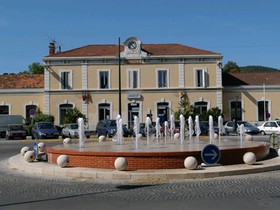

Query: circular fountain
left=47, top=115, right=270, bottom=170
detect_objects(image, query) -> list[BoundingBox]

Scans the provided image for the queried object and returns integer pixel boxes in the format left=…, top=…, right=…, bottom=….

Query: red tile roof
left=223, top=72, right=280, bottom=86
left=46, top=43, right=220, bottom=57
left=0, top=74, right=44, bottom=89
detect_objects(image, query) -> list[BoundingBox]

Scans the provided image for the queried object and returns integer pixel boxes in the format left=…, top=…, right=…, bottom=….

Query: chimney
left=49, top=42, right=55, bottom=55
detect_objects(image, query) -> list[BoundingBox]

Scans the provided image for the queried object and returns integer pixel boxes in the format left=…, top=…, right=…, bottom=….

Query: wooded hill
left=239, top=65, right=280, bottom=72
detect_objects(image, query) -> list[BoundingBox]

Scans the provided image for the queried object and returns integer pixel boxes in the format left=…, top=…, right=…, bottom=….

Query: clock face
left=128, top=41, right=137, bottom=50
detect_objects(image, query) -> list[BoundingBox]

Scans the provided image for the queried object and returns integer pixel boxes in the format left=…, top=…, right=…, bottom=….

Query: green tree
left=19, top=62, right=44, bottom=74
left=198, top=107, right=223, bottom=122
left=174, top=100, right=195, bottom=121
left=62, top=107, right=87, bottom=125
left=223, top=61, right=240, bottom=73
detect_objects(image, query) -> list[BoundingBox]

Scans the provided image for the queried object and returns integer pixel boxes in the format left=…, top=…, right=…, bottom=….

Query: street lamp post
left=233, top=96, right=238, bottom=132
left=118, top=37, right=122, bottom=116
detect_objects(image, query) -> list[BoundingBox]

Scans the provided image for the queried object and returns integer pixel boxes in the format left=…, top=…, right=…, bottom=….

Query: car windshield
left=276, top=121, right=280, bottom=126
left=69, top=124, right=78, bottom=129
left=107, top=120, right=117, bottom=126
left=237, top=121, right=253, bottom=127
left=9, top=125, right=23, bottom=130
left=39, top=123, right=54, bottom=129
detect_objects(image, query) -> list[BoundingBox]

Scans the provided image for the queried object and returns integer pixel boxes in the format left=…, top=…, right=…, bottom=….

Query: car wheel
left=260, top=131, right=266, bottom=135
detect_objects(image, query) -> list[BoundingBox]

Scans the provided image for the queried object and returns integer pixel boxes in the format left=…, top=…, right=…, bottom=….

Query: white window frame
left=98, top=69, right=110, bottom=89
left=194, top=101, right=209, bottom=114
left=194, top=68, right=207, bottom=88
left=127, top=69, right=140, bottom=89
left=59, top=70, right=72, bottom=90
left=156, top=68, right=169, bottom=88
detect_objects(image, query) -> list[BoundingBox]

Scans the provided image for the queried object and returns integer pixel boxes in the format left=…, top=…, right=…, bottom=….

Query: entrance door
left=157, top=102, right=169, bottom=124
left=128, top=103, right=140, bottom=130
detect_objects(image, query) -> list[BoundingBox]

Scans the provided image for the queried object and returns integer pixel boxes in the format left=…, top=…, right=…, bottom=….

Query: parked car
left=31, top=122, right=60, bottom=139
left=198, top=121, right=220, bottom=136
left=61, top=123, right=91, bottom=138
left=257, top=121, right=280, bottom=135
left=122, top=124, right=131, bottom=137
left=224, top=121, right=260, bottom=135
left=5, top=124, right=27, bottom=140
left=137, top=123, right=156, bottom=137
left=96, top=119, right=130, bottom=137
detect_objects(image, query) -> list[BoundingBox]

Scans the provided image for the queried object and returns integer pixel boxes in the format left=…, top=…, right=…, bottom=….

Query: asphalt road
left=1, top=137, right=280, bottom=210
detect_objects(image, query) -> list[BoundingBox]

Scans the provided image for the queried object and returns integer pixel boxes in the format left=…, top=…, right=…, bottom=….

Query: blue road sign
left=201, top=144, right=221, bottom=165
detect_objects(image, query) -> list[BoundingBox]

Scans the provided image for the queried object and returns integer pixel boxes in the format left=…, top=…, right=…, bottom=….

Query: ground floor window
left=194, top=101, right=208, bottom=115
left=257, top=100, right=269, bottom=121
left=98, top=103, right=110, bottom=121
left=59, top=104, right=73, bottom=125
left=230, top=100, right=242, bottom=121
left=0, top=105, right=9, bottom=115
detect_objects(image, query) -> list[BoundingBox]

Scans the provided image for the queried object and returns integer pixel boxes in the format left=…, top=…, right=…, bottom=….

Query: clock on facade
left=128, top=41, right=137, bottom=50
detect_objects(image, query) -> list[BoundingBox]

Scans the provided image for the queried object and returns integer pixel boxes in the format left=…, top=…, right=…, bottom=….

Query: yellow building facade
left=42, top=37, right=223, bottom=130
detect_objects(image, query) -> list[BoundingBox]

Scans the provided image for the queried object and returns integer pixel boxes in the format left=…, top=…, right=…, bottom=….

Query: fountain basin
left=47, top=138, right=270, bottom=170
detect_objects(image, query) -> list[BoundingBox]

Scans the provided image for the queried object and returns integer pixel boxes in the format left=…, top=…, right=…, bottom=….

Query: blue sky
left=1, top=0, right=279, bottom=74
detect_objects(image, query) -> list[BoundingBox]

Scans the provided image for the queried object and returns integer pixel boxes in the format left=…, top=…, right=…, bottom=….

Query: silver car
left=62, top=123, right=91, bottom=138
left=224, top=121, right=260, bottom=135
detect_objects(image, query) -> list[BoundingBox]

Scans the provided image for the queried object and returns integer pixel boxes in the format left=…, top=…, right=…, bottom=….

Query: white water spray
left=134, top=116, right=140, bottom=148
left=116, top=115, right=123, bottom=144
left=194, top=115, right=201, bottom=138
left=78, top=118, right=85, bottom=148
left=188, top=116, right=194, bottom=140
left=209, top=115, right=215, bottom=144
left=145, top=117, right=152, bottom=144
left=155, top=117, right=161, bottom=141
left=180, top=114, right=185, bottom=144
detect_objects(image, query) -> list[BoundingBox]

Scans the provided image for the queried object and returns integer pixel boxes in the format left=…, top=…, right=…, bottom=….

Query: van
left=0, top=115, right=25, bottom=138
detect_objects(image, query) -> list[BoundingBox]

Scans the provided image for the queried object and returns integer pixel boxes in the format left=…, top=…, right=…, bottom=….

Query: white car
left=257, top=121, right=280, bottom=135
left=62, top=123, right=91, bottom=138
